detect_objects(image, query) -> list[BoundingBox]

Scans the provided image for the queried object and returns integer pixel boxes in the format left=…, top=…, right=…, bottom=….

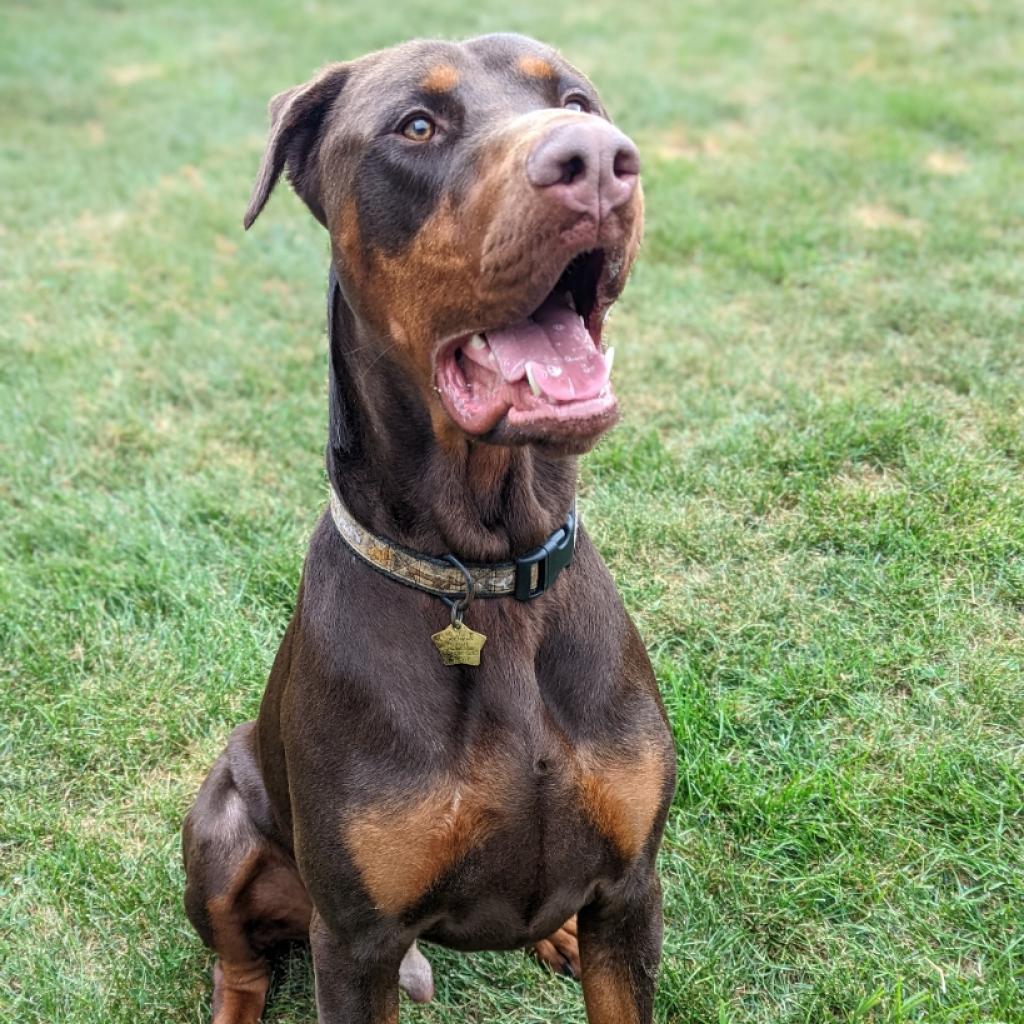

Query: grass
left=1, top=0, right=1022, bottom=1021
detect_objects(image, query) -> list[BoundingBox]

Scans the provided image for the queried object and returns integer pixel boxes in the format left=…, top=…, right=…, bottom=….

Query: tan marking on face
left=335, top=198, right=367, bottom=292
left=343, top=759, right=507, bottom=915
left=336, top=193, right=489, bottom=445
left=519, top=55, right=557, bottom=79
left=334, top=110, right=592, bottom=351
left=331, top=107, right=643, bottom=445
left=581, top=955, right=640, bottom=1024
left=430, top=403, right=469, bottom=454
left=421, top=63, right=460, bottom=92
left=337, top=195, right=477, bottom=355
left=388, top=318, right=408, bottom=345
left=576, top=743, right=667, bottom=861
left=467, top=443, right=513, bottom=495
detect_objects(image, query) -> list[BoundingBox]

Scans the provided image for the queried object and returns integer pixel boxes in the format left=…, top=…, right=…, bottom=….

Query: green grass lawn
left=2, top=0, right=1022, bottom=1021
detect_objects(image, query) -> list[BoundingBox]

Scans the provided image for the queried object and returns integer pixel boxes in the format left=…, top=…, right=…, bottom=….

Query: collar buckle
left=514, top=512, right=577, bottom=601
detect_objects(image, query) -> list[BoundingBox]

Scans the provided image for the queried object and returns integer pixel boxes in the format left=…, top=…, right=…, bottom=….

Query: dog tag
left=431, top=621, right=487, bottom=666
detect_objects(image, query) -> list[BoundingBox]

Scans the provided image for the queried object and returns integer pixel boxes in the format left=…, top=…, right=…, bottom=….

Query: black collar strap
left=328, top=487, right=577, bottom=602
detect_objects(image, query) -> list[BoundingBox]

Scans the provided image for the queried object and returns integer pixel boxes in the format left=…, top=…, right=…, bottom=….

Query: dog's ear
left=243, top=63, right=350, bottom=230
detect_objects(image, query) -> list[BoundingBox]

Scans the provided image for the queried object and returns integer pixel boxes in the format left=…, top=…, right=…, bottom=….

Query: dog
left=182, top=32, right=676, bottom=1023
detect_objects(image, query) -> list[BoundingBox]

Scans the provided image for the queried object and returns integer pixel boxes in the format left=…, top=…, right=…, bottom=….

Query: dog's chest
left=339, top=727, right=669, bottom=918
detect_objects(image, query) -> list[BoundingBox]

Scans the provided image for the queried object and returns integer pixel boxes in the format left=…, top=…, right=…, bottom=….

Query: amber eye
left=563, top=95, right=590, bottom=113
left=401, top=115, right=436, bottom=142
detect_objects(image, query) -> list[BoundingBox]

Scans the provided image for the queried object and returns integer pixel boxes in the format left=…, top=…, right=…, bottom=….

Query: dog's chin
left=434, top=247, right=623, bottom=450
left=436, top=374, right=620, bottom=451
left=482, top=396, right=620, bottom=454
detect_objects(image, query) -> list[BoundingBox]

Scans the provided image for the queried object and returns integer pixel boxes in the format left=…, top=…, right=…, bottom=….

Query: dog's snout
left=526, top=118, right=640, bottom=220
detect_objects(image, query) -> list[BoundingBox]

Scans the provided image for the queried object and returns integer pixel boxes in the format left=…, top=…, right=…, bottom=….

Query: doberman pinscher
left=182, top=33, right=676, bottom=1023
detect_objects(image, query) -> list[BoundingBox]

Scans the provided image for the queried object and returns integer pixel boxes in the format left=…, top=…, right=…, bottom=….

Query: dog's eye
left=401, top=115, right=436, bottom=142
left=563, top=95, right=590, bottom=114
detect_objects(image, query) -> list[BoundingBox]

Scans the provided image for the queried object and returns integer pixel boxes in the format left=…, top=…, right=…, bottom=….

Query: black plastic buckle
left=514, top=512, right=576, bottom=601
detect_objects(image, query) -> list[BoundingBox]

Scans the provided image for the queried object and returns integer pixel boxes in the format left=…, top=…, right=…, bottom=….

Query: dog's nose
left=526, top=118, right=640, bottom=221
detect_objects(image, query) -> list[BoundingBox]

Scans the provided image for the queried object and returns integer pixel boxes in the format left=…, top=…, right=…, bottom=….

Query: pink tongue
left=476, top=301, right=609, bottom=401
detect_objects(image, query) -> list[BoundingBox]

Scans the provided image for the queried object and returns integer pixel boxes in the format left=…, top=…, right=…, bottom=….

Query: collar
left=328, top=487, right=577, bottom=602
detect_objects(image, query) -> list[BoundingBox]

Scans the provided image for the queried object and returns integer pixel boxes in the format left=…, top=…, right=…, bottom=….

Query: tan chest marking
left=342, top=762, right=506, bottom=915
left=343, top=739, right=669, bottom=913
left=576, top=743, right=669, bottom=862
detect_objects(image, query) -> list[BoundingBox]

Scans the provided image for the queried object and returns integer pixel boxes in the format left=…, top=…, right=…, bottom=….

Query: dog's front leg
left=310, top=909, right=403, bottom=1024
left=578, top=873, right=664, bottom=1024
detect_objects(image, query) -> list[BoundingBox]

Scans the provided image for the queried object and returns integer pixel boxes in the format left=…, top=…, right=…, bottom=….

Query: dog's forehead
left=339, top=34, right=595, bottom=124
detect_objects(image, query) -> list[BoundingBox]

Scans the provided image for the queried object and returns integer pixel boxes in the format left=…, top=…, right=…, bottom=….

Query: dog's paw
left=399, top=941, right=434, bottom=1003
left=533, top=915, right=580, bottom=980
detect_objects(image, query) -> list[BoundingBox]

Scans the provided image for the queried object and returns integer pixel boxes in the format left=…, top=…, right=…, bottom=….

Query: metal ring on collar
left=441, top=553, right=477, bottom=621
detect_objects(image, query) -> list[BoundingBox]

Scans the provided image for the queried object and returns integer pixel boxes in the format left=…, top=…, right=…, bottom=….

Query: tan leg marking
left=581, top=955, right=640, bottom=1024
left=577, top=743, right=668, bottom=861
left=211, top=958, right=270, bottom=1024
left=204, top=846, right=311, bottom=1024
left=206, top=851, right=270, bottom=1024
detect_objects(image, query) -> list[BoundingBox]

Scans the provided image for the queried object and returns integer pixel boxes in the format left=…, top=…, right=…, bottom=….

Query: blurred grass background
left=1, top=1, right=1022, bottom=1021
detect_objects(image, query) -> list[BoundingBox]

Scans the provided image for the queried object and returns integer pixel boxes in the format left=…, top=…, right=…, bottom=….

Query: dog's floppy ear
left=243, top=63, right=350, bottom=230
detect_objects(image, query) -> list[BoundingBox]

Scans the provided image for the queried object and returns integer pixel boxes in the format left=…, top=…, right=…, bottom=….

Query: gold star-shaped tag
left=431, top=622, right=487, bottom=666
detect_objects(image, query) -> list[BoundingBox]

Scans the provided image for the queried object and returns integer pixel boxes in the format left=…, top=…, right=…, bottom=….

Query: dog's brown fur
left=183, top=34, right=675, bottom=1023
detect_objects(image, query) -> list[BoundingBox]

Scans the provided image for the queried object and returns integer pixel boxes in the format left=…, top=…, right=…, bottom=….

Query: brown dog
left=182, top=33, right=675, bottom=1023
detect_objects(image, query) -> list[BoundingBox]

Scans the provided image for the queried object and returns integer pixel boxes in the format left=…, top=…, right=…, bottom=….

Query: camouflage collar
left=328, top=487, right=577, bottom=602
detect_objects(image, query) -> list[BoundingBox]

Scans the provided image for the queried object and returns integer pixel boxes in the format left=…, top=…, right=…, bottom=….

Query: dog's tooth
left=525, top=362, right=542, bottom=397
left=605, top=347, right=615, bottom=375
left=469, top=334, right=487, bottom=349
left=563, top=291, right=576, bottom=312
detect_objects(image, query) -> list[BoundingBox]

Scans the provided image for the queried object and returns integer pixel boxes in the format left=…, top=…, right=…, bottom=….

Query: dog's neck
left=324, top=279, right=577, bottom=563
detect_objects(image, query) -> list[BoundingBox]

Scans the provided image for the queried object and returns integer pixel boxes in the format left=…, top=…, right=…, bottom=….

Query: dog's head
left=246, top=34, right=643, bottom=452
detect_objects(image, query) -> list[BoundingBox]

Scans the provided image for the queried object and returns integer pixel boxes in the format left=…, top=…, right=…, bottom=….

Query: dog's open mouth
left=435, top=249, right=618, bottom=437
